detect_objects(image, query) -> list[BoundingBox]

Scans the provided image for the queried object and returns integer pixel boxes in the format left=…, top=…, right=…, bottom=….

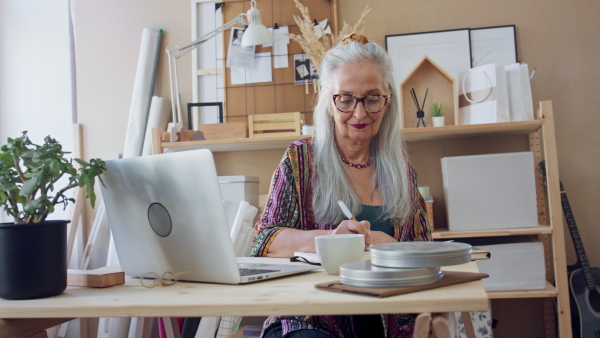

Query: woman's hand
left=370, top=231, right=396, bottom=246
left=331, top=220, right=372, bottom=249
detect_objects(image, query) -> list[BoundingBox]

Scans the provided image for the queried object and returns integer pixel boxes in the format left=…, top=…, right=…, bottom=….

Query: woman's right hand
left=331, top=220, right=372, bottom=248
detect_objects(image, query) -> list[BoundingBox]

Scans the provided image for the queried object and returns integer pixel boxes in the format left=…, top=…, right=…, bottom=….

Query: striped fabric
left=251, top=138, right=431, bottom=337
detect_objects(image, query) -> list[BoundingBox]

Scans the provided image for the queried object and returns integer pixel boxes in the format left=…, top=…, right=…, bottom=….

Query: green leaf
left=23, top=199, right=41, bottom=213
left=85, top=180, right=96, bottom=207
left=20, top=177, right=39, bottom=196
left=74, top=158, right=89, bottom=166
left=0, top=180, right=18, bottom=192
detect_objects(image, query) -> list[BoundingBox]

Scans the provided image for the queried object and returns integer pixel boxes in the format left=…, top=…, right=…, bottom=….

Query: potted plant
left=0, top=131, right=106, bottom=300
left=429, top=102, right=445, bottom=127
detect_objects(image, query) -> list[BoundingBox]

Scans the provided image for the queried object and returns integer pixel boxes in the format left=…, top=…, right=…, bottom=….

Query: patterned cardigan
left=251, top=138, right=431, bottom=337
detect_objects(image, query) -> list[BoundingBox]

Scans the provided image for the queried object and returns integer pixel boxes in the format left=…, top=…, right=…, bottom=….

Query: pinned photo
left=226, top=27, right=255, bottom=69
left=294, top=54, right=318, bottom=85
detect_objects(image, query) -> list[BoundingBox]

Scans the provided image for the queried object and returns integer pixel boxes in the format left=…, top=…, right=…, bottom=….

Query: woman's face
left=330, top=61, right=389, bottom=144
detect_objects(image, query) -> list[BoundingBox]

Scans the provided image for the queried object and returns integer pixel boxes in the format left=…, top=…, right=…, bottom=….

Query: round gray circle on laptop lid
left=370, top=241, right=472, bottom=268
left=339, top=260, right=443, bottom=288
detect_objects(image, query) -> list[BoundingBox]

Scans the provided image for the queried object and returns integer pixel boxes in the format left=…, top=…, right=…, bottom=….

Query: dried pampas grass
left=287, top=0, right=371, bottom=72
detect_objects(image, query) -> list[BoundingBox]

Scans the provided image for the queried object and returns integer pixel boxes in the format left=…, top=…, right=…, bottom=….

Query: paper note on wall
left=231, top=52, right=272, bottom=85
left=273, top=26, right=290, bottom=69
left=314, top=19, right=330, bottom=38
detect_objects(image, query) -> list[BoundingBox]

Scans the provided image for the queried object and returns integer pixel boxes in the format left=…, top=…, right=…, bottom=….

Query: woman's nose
left=353, top=101, right=368, bottom=119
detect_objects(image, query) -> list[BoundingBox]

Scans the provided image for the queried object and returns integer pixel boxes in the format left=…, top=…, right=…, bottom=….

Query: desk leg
left=0, top=318, right=73, bottom=338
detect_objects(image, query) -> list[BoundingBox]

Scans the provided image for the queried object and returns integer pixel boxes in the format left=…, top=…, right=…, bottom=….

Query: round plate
left=339, top=260, right=443, bottom=288
left=370, top=241, right=471, bottom=268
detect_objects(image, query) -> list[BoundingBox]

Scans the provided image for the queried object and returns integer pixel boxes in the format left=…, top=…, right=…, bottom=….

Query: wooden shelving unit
left=152, top=119, right=543, bottom=154
left=488, top=282, right=558, bottom=299
left=431, top=225, right=553, bottom=239
left=152, top=101, right=571, bottom=337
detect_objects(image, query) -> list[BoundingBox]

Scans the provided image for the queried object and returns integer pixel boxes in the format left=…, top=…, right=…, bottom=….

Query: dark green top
left=356, top=205, right=394, bottom=236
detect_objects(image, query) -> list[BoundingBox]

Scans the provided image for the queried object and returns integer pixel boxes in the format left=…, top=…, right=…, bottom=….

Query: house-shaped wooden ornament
left=399, top=56, right=457, bottom=129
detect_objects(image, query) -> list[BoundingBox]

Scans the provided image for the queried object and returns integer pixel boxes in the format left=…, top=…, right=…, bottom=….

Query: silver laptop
left=100, top=149, right=318, bottom=284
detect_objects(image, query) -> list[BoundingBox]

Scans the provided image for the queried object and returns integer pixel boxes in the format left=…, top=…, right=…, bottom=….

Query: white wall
left=0, top=0, right=73, bottom=222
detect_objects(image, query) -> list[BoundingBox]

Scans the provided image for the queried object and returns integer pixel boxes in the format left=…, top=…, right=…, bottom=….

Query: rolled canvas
left=123, top=28, right=163, bottom=158
left=141, top=96, right=171, bottom=156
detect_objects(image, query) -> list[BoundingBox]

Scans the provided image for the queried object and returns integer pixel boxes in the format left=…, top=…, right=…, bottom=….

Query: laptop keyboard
left=239, top=268, right=281, bottom=276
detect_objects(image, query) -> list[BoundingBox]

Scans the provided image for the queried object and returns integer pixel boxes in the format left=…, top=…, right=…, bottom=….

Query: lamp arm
left=171, top=14, right=247, bottom=59
left=166, top=13, right=247, bottom=133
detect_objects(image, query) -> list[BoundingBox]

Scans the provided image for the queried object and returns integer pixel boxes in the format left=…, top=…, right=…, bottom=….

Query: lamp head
left=241, top=0, right=273, bottom=46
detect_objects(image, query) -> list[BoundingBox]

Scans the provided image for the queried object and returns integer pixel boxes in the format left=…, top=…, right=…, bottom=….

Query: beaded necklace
left=340, top=157, right=374, bottom=169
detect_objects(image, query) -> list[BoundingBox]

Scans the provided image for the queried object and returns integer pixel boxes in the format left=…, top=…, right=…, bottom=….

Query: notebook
left=99, top=149, right=318, bottom=284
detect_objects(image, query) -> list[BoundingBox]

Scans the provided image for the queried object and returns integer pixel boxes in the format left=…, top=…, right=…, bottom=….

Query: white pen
left=338, top=200, right=372, bottom=248
left=337, top=200, right=356, bottom=221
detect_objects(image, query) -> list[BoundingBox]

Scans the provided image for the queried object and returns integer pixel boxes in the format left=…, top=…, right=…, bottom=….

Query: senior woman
left=251, top=33, right=431, bottom=338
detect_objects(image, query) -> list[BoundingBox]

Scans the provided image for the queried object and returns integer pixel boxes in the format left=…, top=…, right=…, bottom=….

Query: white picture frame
left=470, top=25, right=517, bottom=68
left=385, top=29, right=472, bottom=89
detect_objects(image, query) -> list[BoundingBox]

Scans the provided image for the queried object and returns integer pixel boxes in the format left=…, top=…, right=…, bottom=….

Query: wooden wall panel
left=218, top=0, right=337, bottom=119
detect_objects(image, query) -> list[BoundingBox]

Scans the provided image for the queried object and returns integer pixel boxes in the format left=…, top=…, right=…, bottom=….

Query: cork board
left=218, top=0, right=338, bottom=124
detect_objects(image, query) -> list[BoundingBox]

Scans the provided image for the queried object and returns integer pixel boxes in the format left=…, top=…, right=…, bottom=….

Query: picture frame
left=294, top=54, right=318, bottom=85
left=385, top=29, right=472, bottom=88
left=470, top=25, right=517, bottom=68
left=187, top=102, right=224, bottom=130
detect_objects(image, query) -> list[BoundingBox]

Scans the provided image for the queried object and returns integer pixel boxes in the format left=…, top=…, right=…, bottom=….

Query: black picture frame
left=187, top=102, right=223, bottom=130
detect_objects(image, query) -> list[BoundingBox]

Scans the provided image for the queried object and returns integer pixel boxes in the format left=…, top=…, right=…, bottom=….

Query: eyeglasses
left=332, top=94, right=390, bottom=113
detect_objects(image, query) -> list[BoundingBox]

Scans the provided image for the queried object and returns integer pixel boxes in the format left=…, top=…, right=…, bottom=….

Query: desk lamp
left=166, top=0, right=273, bottom=140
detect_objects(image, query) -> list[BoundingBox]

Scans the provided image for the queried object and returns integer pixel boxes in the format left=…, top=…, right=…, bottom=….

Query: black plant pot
left=0, top=220, right=69, bottom=300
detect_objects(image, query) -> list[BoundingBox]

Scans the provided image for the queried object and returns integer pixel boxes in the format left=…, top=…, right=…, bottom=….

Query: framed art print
left=385, top=29, right=472, bottom=88
left=470, top=25, right=517, bottom=68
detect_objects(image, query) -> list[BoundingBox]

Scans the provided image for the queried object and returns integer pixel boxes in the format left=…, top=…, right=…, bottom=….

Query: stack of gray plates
left=339, top=241, right=472, bottom=288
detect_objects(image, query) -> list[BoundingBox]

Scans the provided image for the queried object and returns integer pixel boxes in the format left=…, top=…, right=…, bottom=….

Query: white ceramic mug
left=315, top=234, right=365, bottom=275
left=301, top=125, right=314, bottom=135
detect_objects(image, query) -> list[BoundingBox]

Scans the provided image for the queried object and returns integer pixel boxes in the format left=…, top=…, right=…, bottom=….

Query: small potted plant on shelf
left=0, top=131, right=106, bottom=300
left=429, top=102, right=445, bottom=127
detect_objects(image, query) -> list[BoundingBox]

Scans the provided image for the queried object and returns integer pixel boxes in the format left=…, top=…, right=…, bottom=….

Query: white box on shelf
left=218, top=176, right=260, bottom=208
left=441, top=151, right=538, bottom=231
left=475, top=242, right=546, bottom=291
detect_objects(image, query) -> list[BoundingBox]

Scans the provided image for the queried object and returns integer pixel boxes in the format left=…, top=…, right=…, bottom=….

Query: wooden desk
left=0, top=259, right=488, bottom=320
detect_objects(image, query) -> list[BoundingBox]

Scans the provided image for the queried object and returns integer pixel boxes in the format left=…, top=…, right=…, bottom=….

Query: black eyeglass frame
left=332, top=94, right=391, bottom=113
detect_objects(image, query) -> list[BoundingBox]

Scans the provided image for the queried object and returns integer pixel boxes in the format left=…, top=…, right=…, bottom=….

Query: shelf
left=159, top=120, right=543, bottom=153
left=402, top=119, right=542, bottom=142
left=432, top=226, right=552, bottom=240
left=487, top=282, right=557, bottom=299
left=161, top=135, right=310, bottom=153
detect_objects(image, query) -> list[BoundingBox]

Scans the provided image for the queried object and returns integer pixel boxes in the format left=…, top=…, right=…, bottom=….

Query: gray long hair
left=312, top=38, right=411, bottom=226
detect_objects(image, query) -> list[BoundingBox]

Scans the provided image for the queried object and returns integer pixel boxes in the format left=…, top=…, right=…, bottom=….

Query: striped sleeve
left=399, top=162, right=432, bottom=242
left=250, top=139, right=313, bottom=257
